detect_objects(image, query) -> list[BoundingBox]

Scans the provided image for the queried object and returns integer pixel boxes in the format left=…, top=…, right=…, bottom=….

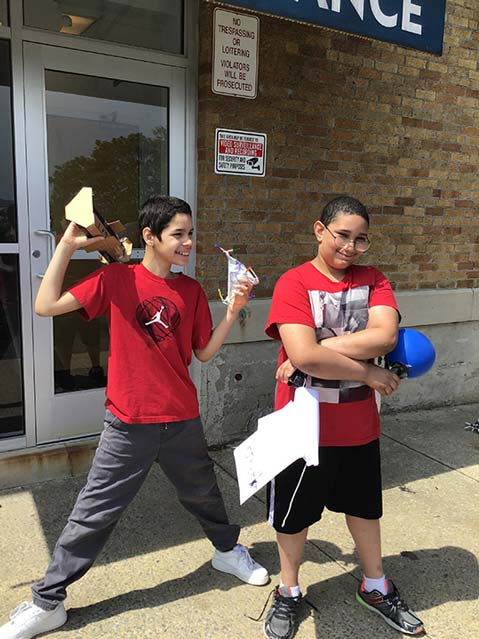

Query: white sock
left=362, top=575, right=388, bottom=595
left=279, top=583, right=301, bottom=597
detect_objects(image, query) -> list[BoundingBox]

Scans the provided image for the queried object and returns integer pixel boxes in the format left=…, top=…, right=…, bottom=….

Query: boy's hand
left=363, top=363, right=400, bottom=396
left=276, top=358, right=296, bottom=383
left=228, top=278, right=254, bottom=315
left=59, top=222, right=104, bottom=253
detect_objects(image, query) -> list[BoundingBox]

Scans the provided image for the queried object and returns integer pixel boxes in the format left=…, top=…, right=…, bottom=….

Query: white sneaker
left=212, top=544, right=269, bottom=585
left=0, top=601, right=67, bottom=639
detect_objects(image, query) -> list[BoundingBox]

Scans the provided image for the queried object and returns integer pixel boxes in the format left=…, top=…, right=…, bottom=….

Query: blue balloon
left=386, top=328, right=436, bottom=378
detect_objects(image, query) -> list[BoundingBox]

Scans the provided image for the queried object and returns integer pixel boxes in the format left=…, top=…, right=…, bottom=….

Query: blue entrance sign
left=216, top=1, right=446, bottom=55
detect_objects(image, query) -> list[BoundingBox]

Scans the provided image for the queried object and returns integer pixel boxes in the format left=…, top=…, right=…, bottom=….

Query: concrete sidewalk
left=0, top=403, right=478, bottom=639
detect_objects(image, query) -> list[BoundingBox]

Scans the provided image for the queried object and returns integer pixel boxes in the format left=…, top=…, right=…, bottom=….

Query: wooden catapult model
left=65, top=187, right=132, bottom=264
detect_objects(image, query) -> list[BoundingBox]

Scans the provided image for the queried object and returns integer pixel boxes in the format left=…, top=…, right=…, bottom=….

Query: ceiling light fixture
left=60, top=14, right=95, bottom=35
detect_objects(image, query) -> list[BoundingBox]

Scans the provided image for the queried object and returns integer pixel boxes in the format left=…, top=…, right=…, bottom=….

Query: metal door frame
left=1, top=0, right=198, bottom=451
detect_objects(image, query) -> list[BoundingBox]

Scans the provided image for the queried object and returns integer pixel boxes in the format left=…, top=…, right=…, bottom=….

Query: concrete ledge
left=0, top=437, right=98, bottom=490
left=472, top=288, right=479, bottom=320
left=211, top=287, right=479, bottom=343
left=210, top=298, right=273, bottom=343
left=397, top=289, right=476, bottom=326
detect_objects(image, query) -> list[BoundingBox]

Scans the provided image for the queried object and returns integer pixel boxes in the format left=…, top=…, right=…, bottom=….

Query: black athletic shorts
left=267, top=438, right=382, bottom=534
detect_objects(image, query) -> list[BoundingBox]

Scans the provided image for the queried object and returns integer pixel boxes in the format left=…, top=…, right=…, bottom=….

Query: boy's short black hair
left=320, top=196, right=369, bottom=226
left=138, top=195, right=192, bottom=240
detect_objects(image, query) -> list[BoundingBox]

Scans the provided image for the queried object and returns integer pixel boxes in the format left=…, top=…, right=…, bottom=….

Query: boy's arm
left=277, top=306, right=398, bottom=381
left=279, top=323, right=400, bottom=396
left=194, top=280, right=252, bottom=363
left=35, top=222, right=103, bottom=317
left=317, top=305, right=399, bottom=360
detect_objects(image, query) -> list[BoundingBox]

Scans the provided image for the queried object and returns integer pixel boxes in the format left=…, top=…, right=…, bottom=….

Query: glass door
left=0, top=38, right=25, bottom=443
left=24, top=43, right=186, bottom=443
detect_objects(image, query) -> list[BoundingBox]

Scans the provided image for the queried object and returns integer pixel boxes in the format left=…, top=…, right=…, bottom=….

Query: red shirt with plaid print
left=266, top=262, right=398, bottom=446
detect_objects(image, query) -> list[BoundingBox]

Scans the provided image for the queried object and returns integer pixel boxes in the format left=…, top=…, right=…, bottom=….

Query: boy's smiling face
left=314, top=212, right=369, bottom=275
left=144, top=212, right=194, bottom=269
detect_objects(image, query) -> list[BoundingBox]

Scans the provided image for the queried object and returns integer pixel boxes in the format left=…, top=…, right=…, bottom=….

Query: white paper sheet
left=233, top=386, right=320, bottom=504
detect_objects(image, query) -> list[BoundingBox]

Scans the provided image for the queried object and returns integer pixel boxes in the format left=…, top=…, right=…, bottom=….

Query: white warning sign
left=212, top=8, right=259, bottom=99
left=215, top=128, right=267, bottom=177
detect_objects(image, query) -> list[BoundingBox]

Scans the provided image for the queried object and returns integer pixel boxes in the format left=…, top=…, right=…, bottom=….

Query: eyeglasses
left=324, top=225, right=370, bottom=253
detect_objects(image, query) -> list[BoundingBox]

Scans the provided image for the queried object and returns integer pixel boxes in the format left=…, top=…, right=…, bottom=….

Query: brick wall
left=197, top=0, right=479, bottom=298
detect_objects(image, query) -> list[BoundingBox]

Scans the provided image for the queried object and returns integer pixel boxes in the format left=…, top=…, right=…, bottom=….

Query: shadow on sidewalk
left=304, top=540, right=479, bottom=606
left=61, top=561, right=245, bottom=631
left=3, top=405, right=477, bottom=584
left=52, top=541, right=477, bottom=636
left=9, top=462, right=265, bottom=566
left=300, top=540, right=478, bottom=638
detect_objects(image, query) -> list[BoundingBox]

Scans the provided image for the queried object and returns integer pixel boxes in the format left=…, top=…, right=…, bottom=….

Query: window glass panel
left=24, top=1, right=184, bottom=54
left=0, top=255, right=24, bottom=439
left=46, top=70, right=169, bottom=247
left=53, top=262, right=109, bottom=393
left=0, top=40, right=17, bottom=243
left=0, top=1, right=8, bottom=26
left=45, top=70, right=169, bottom=393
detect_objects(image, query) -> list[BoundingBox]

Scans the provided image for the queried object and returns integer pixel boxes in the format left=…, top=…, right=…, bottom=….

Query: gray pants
left=32, top=410, right=239, bottom=610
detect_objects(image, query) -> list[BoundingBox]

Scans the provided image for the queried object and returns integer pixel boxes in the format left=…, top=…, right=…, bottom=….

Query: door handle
left=35, top=229, right=56, bottom=279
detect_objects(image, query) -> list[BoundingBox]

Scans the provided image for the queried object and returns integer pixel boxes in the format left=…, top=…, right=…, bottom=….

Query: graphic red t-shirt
left=265, top=262, right=398, bottom=446
left=69, top=263, right=212, bottom=424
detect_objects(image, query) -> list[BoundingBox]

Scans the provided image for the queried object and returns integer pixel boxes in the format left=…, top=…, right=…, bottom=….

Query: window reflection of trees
left=0, top=2, right=8, bottom=26
left=0, top=40, right=17, bottom=243
left=49, top=126, right=167, bottom=394
left=49, top=127, right=168, bottom=247
left=0, top=255, right=24, bottom=437
left=0, top=203, right=16, bottom=243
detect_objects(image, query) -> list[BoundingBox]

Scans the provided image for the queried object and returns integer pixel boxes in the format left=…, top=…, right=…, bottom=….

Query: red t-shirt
left=69, top=263, right=212, bottom=424
left=265, top=262, right=398, bottom=446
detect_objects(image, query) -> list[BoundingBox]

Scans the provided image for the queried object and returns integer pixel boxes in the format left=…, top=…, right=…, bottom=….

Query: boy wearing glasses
left=263, top=197, right=425, bottom=639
